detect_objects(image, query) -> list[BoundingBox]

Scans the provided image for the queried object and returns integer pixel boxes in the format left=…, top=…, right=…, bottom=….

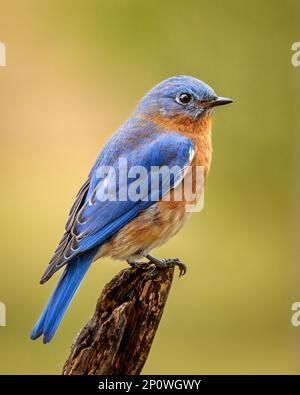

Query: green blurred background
left=0, top=0, right=300, bottom=374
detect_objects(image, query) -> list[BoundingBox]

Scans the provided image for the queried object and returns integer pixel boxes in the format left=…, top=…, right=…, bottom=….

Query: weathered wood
left=63, top=263, right=174, bottom=375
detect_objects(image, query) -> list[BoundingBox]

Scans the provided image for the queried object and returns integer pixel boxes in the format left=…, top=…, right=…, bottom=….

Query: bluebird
left=31, top=75, right=232, bottom=343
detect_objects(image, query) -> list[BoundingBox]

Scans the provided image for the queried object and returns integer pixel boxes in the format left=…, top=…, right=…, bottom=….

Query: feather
left=31, top=247, right=97, bottom=343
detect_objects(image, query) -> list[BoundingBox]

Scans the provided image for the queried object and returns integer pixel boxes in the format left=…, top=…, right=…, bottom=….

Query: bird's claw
left=161, top=258, right=187, bottom=277
left=146, top=255, right=187, bottom=277
left=128, top=256, right=187, bottom=277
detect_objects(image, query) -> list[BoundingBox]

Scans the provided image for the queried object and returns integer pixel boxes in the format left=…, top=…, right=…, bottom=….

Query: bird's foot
left=146, top=254, right=187, bottom=277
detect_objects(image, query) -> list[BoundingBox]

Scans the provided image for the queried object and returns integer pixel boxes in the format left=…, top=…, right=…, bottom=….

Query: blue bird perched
left=31, top=75, right=232, bottom=343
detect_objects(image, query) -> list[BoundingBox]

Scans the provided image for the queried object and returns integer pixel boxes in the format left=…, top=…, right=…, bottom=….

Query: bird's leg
left=146, top=254, right=187, bottom=277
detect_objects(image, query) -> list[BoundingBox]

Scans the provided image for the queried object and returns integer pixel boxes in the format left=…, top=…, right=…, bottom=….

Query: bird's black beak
left=206, top=96, right=233, bottom=108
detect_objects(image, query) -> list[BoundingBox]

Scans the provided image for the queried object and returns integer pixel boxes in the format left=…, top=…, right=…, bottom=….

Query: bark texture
left=63, top=264, right=174, bottom=375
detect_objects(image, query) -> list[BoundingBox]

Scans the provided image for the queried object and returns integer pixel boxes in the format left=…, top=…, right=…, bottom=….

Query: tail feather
left=31, top=248, right=96, bottom=343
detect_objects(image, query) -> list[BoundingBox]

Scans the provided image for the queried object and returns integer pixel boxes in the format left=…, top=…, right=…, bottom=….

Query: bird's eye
left=176, top=93, right=192, bottom=105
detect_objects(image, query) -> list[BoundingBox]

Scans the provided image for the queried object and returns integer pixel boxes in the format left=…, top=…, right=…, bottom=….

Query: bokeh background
left=0, top=0, right=300, bottom=374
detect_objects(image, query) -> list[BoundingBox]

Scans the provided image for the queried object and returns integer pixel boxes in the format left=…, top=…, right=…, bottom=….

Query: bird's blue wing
left=41, top=131, right=194, bottom=283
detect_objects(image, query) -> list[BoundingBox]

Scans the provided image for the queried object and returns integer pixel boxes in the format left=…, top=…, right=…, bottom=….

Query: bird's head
left=136, top=75, right=232, bottom=122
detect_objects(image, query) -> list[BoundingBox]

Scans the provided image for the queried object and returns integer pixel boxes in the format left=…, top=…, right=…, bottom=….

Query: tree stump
left=63, top=264, right=174, bottom=375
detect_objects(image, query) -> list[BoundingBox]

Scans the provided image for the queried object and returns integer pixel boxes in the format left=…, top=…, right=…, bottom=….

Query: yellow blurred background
left=0, top=0, right=300, bottom=374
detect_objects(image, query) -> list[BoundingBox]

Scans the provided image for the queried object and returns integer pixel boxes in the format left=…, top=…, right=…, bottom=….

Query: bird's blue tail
left=31, top=249, right=96, bottom=343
